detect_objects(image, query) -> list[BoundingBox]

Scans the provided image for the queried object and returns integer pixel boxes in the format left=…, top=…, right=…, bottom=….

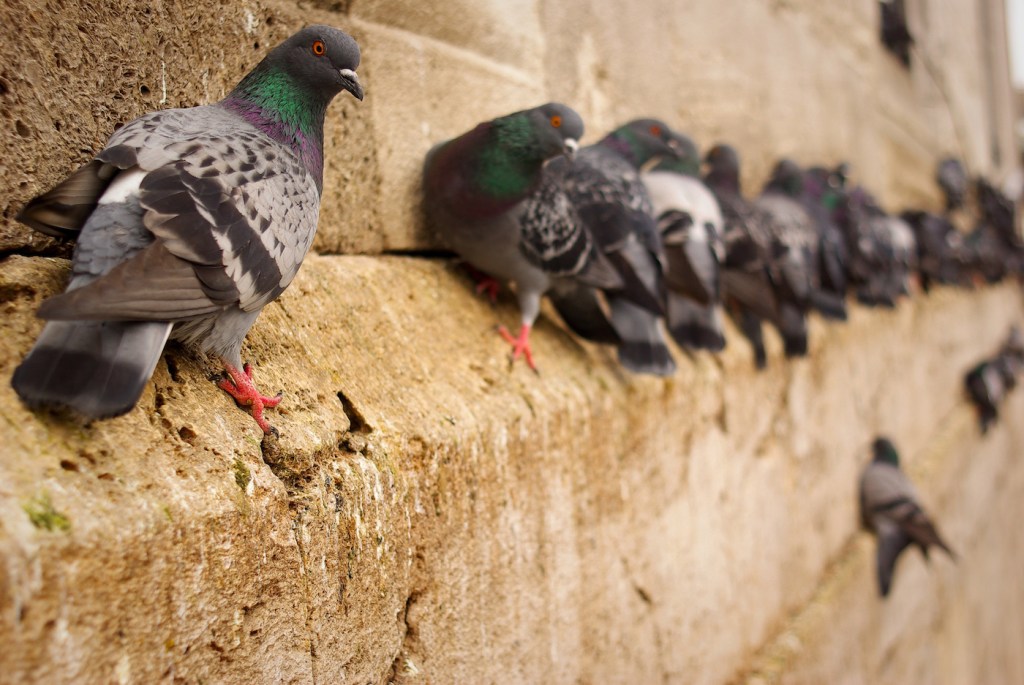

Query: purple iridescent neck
left=220, top=96, right=327, bottom=193
left=599, top=133, right=641, bottom=167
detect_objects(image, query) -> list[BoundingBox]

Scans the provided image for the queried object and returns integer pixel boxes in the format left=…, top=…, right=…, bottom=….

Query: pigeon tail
left=548, top=284, right=621, bottom=345
left=666, top=293, right=725, bottom=351
left=610, top=298, right=676, bottom=376
left=12, top=320, right=171, bottom=420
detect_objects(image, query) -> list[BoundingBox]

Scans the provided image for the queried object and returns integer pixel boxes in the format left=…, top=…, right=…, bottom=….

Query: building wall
left=0, top=1, right=1021, bottom=683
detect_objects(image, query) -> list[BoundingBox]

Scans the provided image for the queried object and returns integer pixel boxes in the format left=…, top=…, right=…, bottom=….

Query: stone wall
left=1, top=0, right=1022, bottom=683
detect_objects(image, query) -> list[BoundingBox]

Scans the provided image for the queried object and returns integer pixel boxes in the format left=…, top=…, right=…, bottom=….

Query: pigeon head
left=263, top=25, right=362, bottom=101
left=519, top=103, right=584, bottom=161
left=229, top=25, right=363, bottom=112
left=766, top=158, right=805, bottom=197
left=653, top=131, right=701, bottom=176
left=703, top=143, right=741, bottom=191
left=602, top=118, right=679, bottom=167
left=872, top=437, right=900, bottom=466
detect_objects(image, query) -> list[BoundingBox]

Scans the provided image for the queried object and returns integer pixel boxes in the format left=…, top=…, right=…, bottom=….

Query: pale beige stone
left=2, top=0, right=1023, bottom=683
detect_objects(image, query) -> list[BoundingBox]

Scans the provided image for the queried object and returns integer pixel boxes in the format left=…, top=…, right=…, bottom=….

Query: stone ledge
left=1, top=250, right=1020, bottom=683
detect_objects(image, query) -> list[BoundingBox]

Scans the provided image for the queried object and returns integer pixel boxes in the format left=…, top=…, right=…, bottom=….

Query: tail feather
left=610, top=298, right=676, bottom=376
left=12, top=320, right=172, bottom=420
left=775, top=302, right=808, bottom=358
left=548, top=284, right=621, bottom=345
left=808, top=289, right=848, bottom=321
left=666, top=292, right=726, bottom=352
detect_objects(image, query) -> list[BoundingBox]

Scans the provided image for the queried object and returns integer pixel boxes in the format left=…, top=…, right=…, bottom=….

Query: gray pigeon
left=859, top=437, right=956, bottom=597
left=703, top=144, right=780, bottom=368
left=12, top=25, right=364, bottom=434
left=550, top=119, right=680, bottom=376
left=643, top=132, right=727, bottom=351
left=423, top=104, right=622, bottom=371
left=936, top=157, right=968, bottom=212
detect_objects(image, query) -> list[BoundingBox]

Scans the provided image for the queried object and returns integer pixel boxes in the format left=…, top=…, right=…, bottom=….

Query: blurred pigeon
left=12, top=26, right=364, bottom=434
left=643, top=132, right=727, bottom=351
left=968, top=177, right=1024, bottom=280
left=860, top=437, right=955, bottom=597
left=880, top=0, right=914, bottom=67
left=800, top=165, right=850, bottom=305
left=964, top=332, right=1021, bottom=434
left=703, top=143, right=779, bottom=367
left=901, top=210, right=966, bottom=291
left=761, top=160, right=848, bottom=322
left=837, top=187, right=917, bottom=307
left=423, top=103, right=621, bottom=371
left=936, top=158, right=968, bottom=212
left=549, top=119, right=681, bottom=376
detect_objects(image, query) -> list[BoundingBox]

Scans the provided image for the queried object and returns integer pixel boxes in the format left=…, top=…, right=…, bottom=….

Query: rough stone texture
left=2, top=1, right=1024, bottom=684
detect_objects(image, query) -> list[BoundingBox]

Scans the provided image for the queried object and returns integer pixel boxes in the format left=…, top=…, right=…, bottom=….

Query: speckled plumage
left=550, top=119, right=680, bottom=376
left=12, top=25, right=364, bottom=432
left=423, top=103, right=620, bottom=370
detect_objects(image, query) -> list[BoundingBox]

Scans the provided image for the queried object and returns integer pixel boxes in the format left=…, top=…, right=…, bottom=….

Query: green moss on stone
left=23, top=493, right=71, bottom=532
left=233, top=459, right=251, bottom=491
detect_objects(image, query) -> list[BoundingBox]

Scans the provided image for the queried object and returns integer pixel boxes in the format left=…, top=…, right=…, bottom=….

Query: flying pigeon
left=703, top=144, right=782, bottom=367
left=643, top=132, right=727, bottom=351
left=11, top=25, right=365, bottom=434
left=423, top=103, right=622, bottom=371
left=548, top=119, right=681, bottom=376
left=860, top=437, right=956, bottom=597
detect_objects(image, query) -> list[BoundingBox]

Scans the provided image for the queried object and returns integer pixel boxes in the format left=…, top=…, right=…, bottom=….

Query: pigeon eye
left=312, top=40, right=326, bottom=56
left=649, top=124, right=662, bottom=137
left=550, top=115, right=562, bottom=128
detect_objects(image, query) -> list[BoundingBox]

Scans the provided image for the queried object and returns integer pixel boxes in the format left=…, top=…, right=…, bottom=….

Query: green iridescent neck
left=654, top=156, right=701, bottom=177
left=475, top=116, right=546, bottom=199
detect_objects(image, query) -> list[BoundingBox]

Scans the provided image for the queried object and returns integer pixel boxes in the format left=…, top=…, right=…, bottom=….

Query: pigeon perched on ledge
left=643, top=132, right=727, bottom=352
left=423, top=103, right=622, bottom=371
left=12, top=25, right=364, bottom=435
left=859, top=437, right=956, bottom=597
left=550, top=119, right=681, bottom=376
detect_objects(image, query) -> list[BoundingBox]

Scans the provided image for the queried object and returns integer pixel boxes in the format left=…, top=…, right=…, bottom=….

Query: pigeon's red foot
left=218, top=362, right=283, bottom=434
left=461, top=264, right=501, bottom=303
left=497, top=323, right=537, bottom=372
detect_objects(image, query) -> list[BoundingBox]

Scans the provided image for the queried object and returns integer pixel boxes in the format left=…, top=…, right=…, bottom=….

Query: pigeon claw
left=218, top=361, right=283, bottom=434
left=497, top=323, right=538, bottom=373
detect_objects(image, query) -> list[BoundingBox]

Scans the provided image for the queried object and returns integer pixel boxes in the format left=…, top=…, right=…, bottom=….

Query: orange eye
left=649, top=124, right=662, bottom=137
left=312, top=40, right=326, bottom=56
left=550, top=115, right=562, bottom=128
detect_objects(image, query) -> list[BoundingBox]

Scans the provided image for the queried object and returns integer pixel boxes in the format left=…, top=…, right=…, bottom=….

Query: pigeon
left=936, top=158, right=968, bottom=212
left=860, top=437, right=956, bottom=597
left=836, top=186, right=917, bottom=307
left=703, top=144, right=783, bottom=367
left=549, top=118, right=681, bottom=376
left=900, top=210, right=965, bottom=291
left=880, top=0, right=914, bottom=67
left=793, top=165, right=850, bottom=311
left=643, top=132, right=727, bottom=351
left=964, top=339, right=1020, bottom=433
left=423, top=103, right=622, bottom=371
left=760, top=160, right=848, bottom=323
left=11, top=25, right=365, bottom=435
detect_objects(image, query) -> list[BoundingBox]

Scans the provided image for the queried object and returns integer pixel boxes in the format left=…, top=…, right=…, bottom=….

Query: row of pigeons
left=423, top=103, right=1024, bottom=373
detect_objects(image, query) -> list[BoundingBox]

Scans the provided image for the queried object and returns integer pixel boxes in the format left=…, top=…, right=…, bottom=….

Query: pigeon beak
left=563, top=139, right=578, bottom=160
left=665, top=137, right=683, bottom=159
left=339, top=69, right=364, bottom=101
